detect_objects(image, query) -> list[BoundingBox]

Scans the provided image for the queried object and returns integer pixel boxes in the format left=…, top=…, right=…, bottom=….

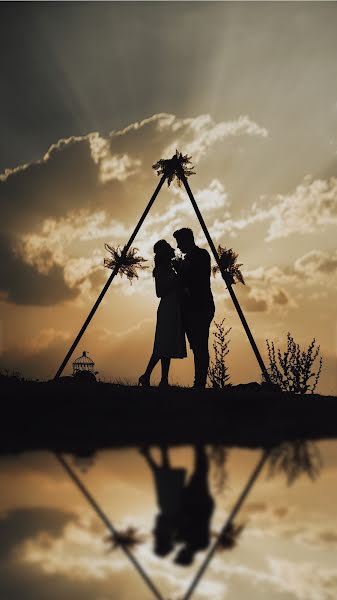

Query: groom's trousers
left=184, top=307, right=214, bottom=388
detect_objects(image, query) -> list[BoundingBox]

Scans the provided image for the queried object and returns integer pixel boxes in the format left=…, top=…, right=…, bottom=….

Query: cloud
left=0, top=112, right=268, bottom=307
left=206, top=175, right=337, bottom=243
left=0, top=508, right=144, bottom=600
left=163, top=114, right=268, bottom=161
left=232, top=283, right=292, bottom=313
left=266, top=176, right=337, bottom=241
left=89, top=133, right=142, bottom=183
left=243, top=250, right=337, bottom=310
left=222, top=176, right=337, bottom=242
left=0, top=232, right=78, bottom=306
left=0, top=507, right=76, bottom=560
left=24, top=328, right=71, bottom=354
left=294, top=249, right=337, bottom=277
left=267, top=557, right=337, bottom=600
left=1, top=106, right=335, bottom=387
left=0, top=325, right=74, bottom=379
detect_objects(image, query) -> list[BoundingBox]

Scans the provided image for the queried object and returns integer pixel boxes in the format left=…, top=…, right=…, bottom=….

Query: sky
left=1, top=1, right=337, bottom=393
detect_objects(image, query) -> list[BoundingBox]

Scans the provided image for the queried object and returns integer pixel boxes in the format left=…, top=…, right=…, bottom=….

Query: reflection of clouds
left=18, top=515, right=228, bottom=598
left=20, top=522, right=126, bottom=579
left=268, top=558, right=337, bottom=600
left=289, top=525, right=337, bottom=550
left=0, top=507, right=77, bottom=560
left=209, top=556, right=337, bottom=600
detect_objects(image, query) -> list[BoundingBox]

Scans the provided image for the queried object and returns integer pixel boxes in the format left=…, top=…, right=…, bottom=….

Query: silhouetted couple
left=139, top=228, right=215, bottom=388
left=141, top=445, right=214, bottom=565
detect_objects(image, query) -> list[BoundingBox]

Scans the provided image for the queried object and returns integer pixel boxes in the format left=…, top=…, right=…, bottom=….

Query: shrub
left=208, top=319, right=231, bottom=389
left=266, top=332, right=323, bottom=394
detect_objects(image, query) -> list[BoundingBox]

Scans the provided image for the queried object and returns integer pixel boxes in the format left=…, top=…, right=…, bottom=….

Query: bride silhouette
left=139, top=240, right=186, bottom=387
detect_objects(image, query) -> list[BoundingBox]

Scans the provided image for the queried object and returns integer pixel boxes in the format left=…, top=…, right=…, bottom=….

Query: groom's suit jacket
left=179, top=246, right=214, bottom=314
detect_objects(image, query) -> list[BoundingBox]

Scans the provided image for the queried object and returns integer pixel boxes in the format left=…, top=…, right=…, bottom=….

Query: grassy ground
left=1, top=377, right=337, bottom=455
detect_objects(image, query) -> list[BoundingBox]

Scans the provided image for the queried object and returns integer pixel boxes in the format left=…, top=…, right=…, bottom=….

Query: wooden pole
left=55, top=453, right=165, bottom=600
left=54, top=173, right=167, bottom=380
left=180, top=173, right=270, bottom=383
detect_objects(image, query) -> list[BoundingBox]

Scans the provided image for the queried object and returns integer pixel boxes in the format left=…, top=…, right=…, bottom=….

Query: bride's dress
left=153, top=264, right=187, bottom=359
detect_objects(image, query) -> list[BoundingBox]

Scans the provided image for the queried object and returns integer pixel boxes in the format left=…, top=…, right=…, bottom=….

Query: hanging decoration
left=104, top=244, right=148, bottom=283
left=212, top=245, right=245, bottom=285
left=106, top=526, right=145, bottom=551
left=152, top=149, right=195, bottom=187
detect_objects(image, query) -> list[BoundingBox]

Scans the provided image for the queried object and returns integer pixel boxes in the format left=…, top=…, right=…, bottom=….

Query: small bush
left=208, top=319, right=231, bottom=389
left=266, top=332, right=323, bottom=394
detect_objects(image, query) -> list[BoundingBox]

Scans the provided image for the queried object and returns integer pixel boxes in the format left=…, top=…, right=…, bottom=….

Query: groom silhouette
left=173, top=228, right=215, bottom=388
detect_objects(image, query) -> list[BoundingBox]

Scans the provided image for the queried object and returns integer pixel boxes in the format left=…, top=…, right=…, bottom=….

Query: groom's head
left=173, top=227, right=195, bottom=253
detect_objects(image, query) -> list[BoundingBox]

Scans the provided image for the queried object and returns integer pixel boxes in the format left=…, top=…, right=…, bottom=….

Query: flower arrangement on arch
left=105, top=526, right=145, bottom=551
left=104, top=244, right=148, bottom=283
left=212, top=245, right=245, bottom=285
left=152, top=149, right=195, bottom=187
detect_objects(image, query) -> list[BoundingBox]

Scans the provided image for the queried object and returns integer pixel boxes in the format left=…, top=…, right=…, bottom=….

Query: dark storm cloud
left=0, top=561, right=143, bottom=600
left=0, top=233, right=77, bottom=305
left=0, top=137, right=98, bottom=232
left=0, top=505, right=149, bottom=600
left=0, top=506, right=76, bottom=560
left=272, top=289, right=289, bottom=306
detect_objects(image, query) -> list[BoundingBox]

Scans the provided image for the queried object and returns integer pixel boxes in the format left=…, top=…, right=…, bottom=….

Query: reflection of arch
left=54, top=152, right=271, bottom=382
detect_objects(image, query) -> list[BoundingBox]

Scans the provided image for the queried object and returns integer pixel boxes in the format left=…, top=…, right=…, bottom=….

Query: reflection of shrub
left=208, top=319, right=231, bottom=389
left=209, top=445, right=228, bottom=494
left=266, top=332, right=323, bottom=394
left=268, top=440, right=322, bottom=485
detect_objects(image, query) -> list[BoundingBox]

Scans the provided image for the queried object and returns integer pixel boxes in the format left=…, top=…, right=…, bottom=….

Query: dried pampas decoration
left=212, top=245, right=245, bottom=285
left=105, top=526, right=145, bottom=551
left=104, top=245, right=147, bottom=283
left=152, top=149, right=195, bottom=187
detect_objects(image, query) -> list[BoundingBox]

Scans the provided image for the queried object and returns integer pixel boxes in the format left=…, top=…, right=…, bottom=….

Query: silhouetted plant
left=0, top=369, right=24, bottom=382
left=266, top=332, right=323, bottom=394
left=105, top=526, right=145, bottom=551
left=208, top=319, right=231, bottom=389
left=104, top=245, right=148, bottom=283
left=212, top=246, right=245, bottom=285
left=268, top=440, right=322, bottom=485
left=152, top=149, right=195, bottom=187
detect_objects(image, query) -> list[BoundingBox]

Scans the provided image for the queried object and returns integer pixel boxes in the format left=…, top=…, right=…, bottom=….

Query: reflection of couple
left=141, top=445, right=214, bottom=565
left=139, top=228, right=215, bottom=389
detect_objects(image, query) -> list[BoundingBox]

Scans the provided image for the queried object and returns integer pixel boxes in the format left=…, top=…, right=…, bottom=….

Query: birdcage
left=72, top=351, right=95, bottom=377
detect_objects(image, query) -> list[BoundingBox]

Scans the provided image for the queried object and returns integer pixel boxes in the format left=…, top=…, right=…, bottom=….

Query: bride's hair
left=153, top=240, right=173, bottom=274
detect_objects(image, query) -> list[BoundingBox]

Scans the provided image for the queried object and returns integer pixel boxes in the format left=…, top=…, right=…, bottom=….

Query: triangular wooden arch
left=55, top=448, right=269, bottom=600
left=52, top=153, right=274, bottom=598
left=54, top=151, right=270, bottom=383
